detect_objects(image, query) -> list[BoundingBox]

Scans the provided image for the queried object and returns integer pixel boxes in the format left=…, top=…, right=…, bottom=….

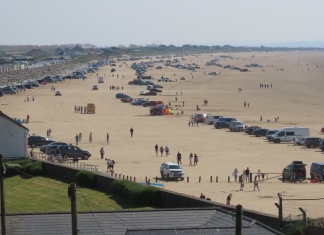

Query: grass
left=4, top=175, right=152, bottom=214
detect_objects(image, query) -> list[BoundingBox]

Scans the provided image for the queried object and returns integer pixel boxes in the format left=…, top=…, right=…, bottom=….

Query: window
left=286, top=132, right=294, bottom=136
left=278, top=132, right=285, bottom=137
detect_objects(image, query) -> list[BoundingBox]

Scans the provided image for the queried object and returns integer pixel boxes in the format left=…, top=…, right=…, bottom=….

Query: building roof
left=1, top=208, right=283, bottom=235
left=0, top=111, right=29, bottom=131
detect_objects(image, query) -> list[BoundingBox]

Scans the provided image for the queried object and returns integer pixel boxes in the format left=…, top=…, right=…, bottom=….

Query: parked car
left=45, top=145, right=61, bottom=155
left=245, top=126, right=261, bottom=135
left=282, top=161, right=307, bottom=182
left=304, top=137, right=322, bottom=148
left=310, top=162, right=324, bottom=179
left=116, top=93, right=127, bottom=99
left=296, top=137, right=306, bottom=146
left=142, top=101, right=163, bottom=107
left=321, top=127, right=324, bottom=133
left=57, top=145, right=91, bottom=160
left=252, top=128, right=269, bottom=137
left=149, top=88, right=162, bottom=93
left=121, top=97, right=133, bottom=103
left=153, top=84, right=164, bottom=89
left=131, top=99, right=148, bottom=106
left=143, top=91, right=157, bottom=96
left=40, top=142, right=68, bottom=153
left=266, top=130, right=279, bottom=141
left=55, top=90, right=62, bottom=96
left=194, top=113, right=207, bottom=123
left=229, top=121, right=245, bottom=132
left=319, top=139, right=324, bottom=151
left=139, top=91, right=146, bottom=95
left=214, top=121, right=230, bottom=129
left=160, top=162, right=185, bottom=181
left=28, top=135, right=55, bottom=148
left=92, top=85, right=98, bottom=90
left=180, top=77, right=185, bottom=80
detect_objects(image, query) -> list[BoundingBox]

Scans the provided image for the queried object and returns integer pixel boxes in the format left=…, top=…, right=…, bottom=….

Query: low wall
left=41, top=160, right=281, bottom=230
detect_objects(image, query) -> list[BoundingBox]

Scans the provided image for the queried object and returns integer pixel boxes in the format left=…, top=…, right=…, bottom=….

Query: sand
left=1, top=51, right=324, bottom=219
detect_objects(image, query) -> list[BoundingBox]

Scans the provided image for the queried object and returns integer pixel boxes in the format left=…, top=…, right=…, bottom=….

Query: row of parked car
left=28, top=135, right=91, bottom=160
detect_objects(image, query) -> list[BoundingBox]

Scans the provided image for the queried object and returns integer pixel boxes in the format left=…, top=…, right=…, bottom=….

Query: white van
left=205, top=114, right=223, bottom=125
left=98, top=77, right=104, bottom=83
left=229, top=121, right=245, bottom=132
left=272, top=127, right=310, bottom=143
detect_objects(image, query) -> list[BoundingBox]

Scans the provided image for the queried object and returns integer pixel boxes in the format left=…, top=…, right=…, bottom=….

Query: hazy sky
left=1, top=0, right=324, bottom=47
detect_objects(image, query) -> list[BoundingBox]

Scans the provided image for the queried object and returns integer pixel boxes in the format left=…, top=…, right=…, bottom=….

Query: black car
left=252, top=128, right=269, bottom=137
left=40, top=141, right=69, bottom=153
left=214, top=121, right=230, bottom=129
left=319, top=139, right=324, bottom=151
left=28, top=135, right=55, bottom=148
left=304, top=137, right=322, bottom=148
left=57, top=145, right=91, bottom=160
left=149, top=88, right=162, bottom=93
left=245, top=126, right=261, bottom=135
left=282, top=161, right=307, bottom=182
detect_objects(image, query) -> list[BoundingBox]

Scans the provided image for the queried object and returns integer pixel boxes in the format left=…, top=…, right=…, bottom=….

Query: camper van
left=272, top=127, right=310, bottom=143
left=205, top=115, right=223, bottom=125
left=98, top=77, right=104, bottom=83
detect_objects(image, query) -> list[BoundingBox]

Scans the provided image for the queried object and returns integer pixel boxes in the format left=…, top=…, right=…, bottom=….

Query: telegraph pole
left=0, top=153, right=6, bottom=235
left=68, top=182, right=78, bottom=235
left=235, top=204, right=243, bottom=235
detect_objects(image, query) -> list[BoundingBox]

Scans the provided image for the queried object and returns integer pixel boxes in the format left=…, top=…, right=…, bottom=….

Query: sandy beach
left=1, top=51, right=324, bottom=219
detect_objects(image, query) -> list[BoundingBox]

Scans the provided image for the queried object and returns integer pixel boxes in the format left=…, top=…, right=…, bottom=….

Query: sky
left=1, top=0, right=324, bottom=47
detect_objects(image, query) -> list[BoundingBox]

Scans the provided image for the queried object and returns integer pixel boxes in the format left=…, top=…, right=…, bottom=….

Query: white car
left=180, top=77, right=185, bottom=80
left=140, top=90, right=146, bottom=95
left=55, top=91, right=62, bottom=96
left=160, top=162, right=185, bottom=181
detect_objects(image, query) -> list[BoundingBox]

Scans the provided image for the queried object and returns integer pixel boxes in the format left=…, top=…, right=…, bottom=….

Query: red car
left=321, top=127, right=324, bottom=133
left=121, top=96, right=133, bottom=103
left=142, top=101, right=163, bottom=107
left=143, top=91, right=157, bottom=96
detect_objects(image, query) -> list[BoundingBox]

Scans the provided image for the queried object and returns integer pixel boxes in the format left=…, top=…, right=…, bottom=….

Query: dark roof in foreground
left=1, top=208, right=283, bottom=235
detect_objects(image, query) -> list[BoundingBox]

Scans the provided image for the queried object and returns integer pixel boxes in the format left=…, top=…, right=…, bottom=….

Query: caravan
left=272, top=127, right=310, bottom=143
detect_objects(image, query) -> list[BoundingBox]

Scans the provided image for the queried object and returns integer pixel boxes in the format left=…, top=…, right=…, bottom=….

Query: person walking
left=245, top=167, right=250, bottom=183
left=89, top=132, right=92, bottom=143
left=257, top=169, right=261, bottom=181
left=155, top=144, right=158, bottom=156
left=100, top=147, right=105, bottom=159
left=79, top=133, right=82, bottom=143
left=194, top=154, right=199, bottom=166
left=106, top=133, right=109, bottom=145
left=160, top=145, right=164, bottom=157
left=189, top=153, right=193, bottom=165
left=165, top=146, right=170, bottom=156
left=177, top=151, right=182, bottom=165
left=254, top=176, right=260, bottom=191
left=232, top=168, right=239, bottom=182
left=240, top=172, right=245, bottom=191
left=75, top=134, right=79, bottom=145
left=130, top=127, right=134, bottom=137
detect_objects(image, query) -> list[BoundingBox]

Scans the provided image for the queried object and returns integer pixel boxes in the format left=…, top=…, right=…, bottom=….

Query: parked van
left=272, top=127, right=310, bottom=143
left=229, top=121, right=245, bottom=132
left=218, top=117, right=237, bottom=123
left=310, top=162, right=324, bottom=179
left=98, top=77, right=104, bottom=83
left=205, top=114, right=223, bottom=125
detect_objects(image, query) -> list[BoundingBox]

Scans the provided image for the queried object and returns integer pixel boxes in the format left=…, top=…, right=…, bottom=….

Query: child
left=254, top=176, right=260, bottom=191
left=261, top=173, right=265, bottom=182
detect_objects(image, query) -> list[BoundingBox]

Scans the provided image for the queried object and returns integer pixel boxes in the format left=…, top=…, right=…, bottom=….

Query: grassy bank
left=4, top=175, right=151, bottom=214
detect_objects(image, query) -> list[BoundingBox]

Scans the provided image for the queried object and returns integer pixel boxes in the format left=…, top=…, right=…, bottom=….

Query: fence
left=29, top=152, right=99, bottom=172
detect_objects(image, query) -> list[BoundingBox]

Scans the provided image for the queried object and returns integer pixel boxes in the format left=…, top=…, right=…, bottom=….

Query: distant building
left=0, top=63, right=14, bottom=73
left=27, top=49, right=45, bottom=57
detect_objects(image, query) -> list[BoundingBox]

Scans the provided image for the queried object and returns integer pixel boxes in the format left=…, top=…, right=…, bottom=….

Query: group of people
left=106, top=158, right=115, bottom=173
left=243, top=101, right=250, bottom=108
left=188, top=117, right=199, bottom=127
left=155, top=144, right=170, bottom=156
left=232, top=168, right=265, bottom=191
left=260, top=83, right=272, bottom=88
left=109, top=86, right=123, bottom=90
left=26, top=95, right=35, bottom=102
left=74, top=105, right=88, bottom=114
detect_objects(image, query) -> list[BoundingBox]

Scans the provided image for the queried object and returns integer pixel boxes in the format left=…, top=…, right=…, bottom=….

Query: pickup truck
left=158, top=78, right=170, bottom=82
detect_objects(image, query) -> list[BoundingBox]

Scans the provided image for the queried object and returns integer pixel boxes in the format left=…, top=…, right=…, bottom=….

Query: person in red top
left=200, top=193, right=206, bottom=199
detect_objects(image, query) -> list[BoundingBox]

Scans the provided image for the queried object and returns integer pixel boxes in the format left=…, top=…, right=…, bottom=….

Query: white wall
left=0, top=116, right=27, bottom=159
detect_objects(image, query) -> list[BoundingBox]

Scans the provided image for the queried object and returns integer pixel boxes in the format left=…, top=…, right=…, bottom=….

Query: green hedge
left=5, top=159, right=43, bottom=176
left=76, top=170, right=96, bottom=188
left=111, top=179, right=162, bottom=207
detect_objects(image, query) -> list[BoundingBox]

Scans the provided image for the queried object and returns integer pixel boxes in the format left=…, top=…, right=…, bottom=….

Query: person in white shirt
left=232, top=168, right=239, bottom=182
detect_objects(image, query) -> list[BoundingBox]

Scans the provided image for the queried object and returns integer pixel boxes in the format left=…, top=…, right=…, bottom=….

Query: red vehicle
left=142, top=101, right=163, bottom=107
left=143, top=91, right=157, bottom=96
left=321, top=127, right=324, bottom=133
left=121, top=96, right=133, bottom=103
left=240, top=69, right=248, bottom=72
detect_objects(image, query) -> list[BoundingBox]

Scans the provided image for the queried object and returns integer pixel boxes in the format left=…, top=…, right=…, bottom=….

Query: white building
left=0, top=111, right=28, bottom=160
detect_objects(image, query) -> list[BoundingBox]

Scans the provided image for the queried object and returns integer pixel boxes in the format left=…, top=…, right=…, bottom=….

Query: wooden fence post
left=199, top=176, right=201, bottom=183
left=216, top=176, right=218, bottom=183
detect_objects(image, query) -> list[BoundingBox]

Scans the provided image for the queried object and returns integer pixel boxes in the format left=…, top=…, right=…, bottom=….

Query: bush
left=111, top=180, right=162, bottom=207
left=76, top=170, right=96, bottom=188
left=5, top=159, right=43, bottom=176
